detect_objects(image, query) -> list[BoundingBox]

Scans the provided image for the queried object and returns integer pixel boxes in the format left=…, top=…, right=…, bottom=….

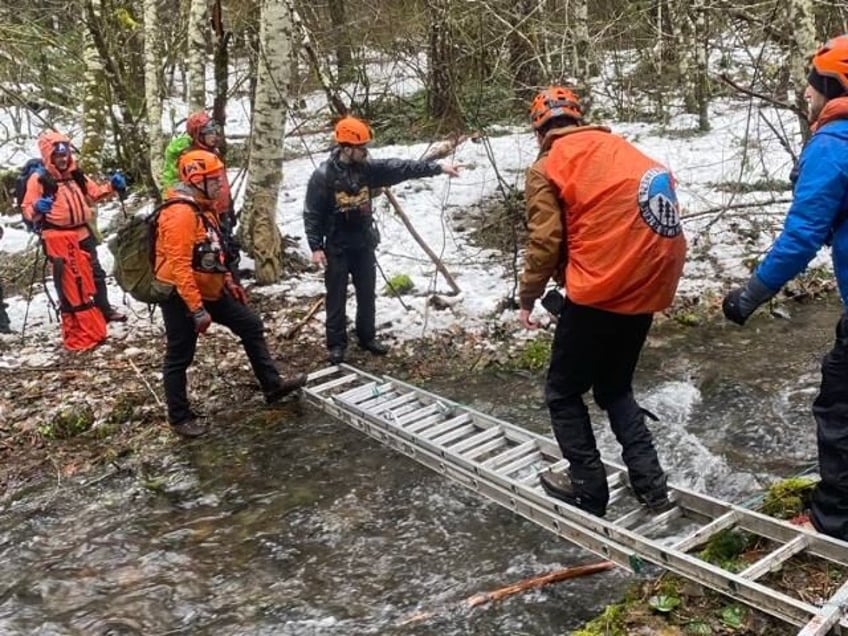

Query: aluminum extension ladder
left=302, top=364, right=848, bottom=635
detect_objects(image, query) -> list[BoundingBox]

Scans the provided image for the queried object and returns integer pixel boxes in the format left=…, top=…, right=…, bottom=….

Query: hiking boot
left=265, top=373, right=308, bottom=405
left=171, top=416, right=209, bottom=438
left=359, top=339, right=389, bottom=356
left=328, top=347, right=346, bottom=365
left=539, top=470, right=606, bottom=517
left=105, top=307, right=127, bottom=323
left=638, top=492, right=675, bottom=514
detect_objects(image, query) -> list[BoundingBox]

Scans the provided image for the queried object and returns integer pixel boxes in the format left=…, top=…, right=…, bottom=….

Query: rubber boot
left=606, top=392, right=671, bottom=511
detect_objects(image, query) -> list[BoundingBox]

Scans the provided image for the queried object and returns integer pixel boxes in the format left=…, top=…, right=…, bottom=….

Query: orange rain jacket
left=520, top=125, right=686, bottom=315
left=154, top=184, right=230, bottom=312
left=21, top=131, right=117, bottom=241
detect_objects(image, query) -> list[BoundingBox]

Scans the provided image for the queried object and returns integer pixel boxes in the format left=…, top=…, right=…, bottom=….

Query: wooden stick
left=465, top=561, right=615, bottom=608
left=382, top=188, right=461, bottom=296
left=283, top=297, right=324, bottom=340
left=128, top=357, right=164, bottom=408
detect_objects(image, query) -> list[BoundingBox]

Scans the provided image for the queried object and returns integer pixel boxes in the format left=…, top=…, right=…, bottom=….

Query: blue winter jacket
left=756, top=115, right=848, bottom=304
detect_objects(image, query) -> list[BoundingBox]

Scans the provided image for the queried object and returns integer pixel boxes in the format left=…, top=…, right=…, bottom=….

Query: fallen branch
left=283, top=297, right=324, bottom=340
left=682, top=198, right=792, bottom=220
left=465, top=561, right=615, bottom=608
left=128, top=357, right=163, bottom=409
left=382, top=188, right=461, bottom=296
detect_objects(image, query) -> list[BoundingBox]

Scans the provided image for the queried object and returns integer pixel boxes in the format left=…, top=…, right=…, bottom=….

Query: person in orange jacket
left=21, top=130, right=128, bottom=322
left=154, top=149, right=306, bottom=438
left=518, top=87, right=686, bottom=517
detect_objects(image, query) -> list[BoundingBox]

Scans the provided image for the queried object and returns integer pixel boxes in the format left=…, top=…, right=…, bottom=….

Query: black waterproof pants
left=324, top=245, right=376, bottom=350
left=79, top=234, right=111, bottom=319
left=0, top=281, right=10, bottom=330
left=545, top=299, right=666, bottom=511
left=160, top=293, right=283, bottom=425
left=811, top=313, right=848, bottom=540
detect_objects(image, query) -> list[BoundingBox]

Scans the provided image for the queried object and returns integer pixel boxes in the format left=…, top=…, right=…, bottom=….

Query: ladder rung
left=607, top=485, right=630, bottom=506
left=306, top=365, right=343, bottom=383
left=419, top=414, right=473, bottom=440
left=430, top=423, right=479, bottom=446
left=407, top=413, right=448, bottom=434
left=740, top=535, right=809, bottom=581
left=396, top=403, right=443, bottom=427
left=480, top=440, right=538, bottom=470
left=497, top=451, right=543, bottom=478
left=373, top=391, right=420, bottom=414
left=462, top=436, right=507, bottom=461
left=310, top=372, right=360, bottom=394
left=672, top=511, right=739, bottom=553
left=633, top=507, right=682, bottom=537
left=447, top=426, right=501, bottom=454
left=356, top=389, right=401, bottom=411
left=336, top=380, right=380, bottom=403
left=613, top=506, right=648, bottom=528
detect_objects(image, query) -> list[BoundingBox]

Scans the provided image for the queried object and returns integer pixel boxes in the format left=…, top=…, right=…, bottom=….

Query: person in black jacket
left=303, top=115, right=460, bottom=364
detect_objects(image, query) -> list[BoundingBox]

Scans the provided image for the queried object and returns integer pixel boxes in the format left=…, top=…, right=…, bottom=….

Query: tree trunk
left=693, top=0, right=710, bottom=131
left=572, top=0, right=593, bottom=113
left=426, top=0, right=462, bottom=128
left=240, top=0, right=292, bottom=285
left=143, top=0, right=163, bottom=192
left=211, top=0, right=230, bottom=157
left=187, top=0, right=209, bottom=112
left=327, top=0, right=353, bottom=82
left=80, top=0, right=109, bottom=172
left=788, top=0, right=816, bottom=141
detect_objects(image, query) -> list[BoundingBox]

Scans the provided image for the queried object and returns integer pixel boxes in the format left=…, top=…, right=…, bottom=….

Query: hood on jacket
left=812, top=96, right=848, bottom=132
left=37, top=131, right=79, bottom=177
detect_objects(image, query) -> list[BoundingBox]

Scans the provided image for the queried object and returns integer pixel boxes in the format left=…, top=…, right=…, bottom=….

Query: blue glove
left=110, top=171, right=128, bottom=196
left=34, top=197, right=53, bottom=215
left=722, top=275, right=777, bottom=325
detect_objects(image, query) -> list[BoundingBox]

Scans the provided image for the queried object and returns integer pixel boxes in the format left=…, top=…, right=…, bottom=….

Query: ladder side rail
left=311, top=395, right=825, bottom=629
left=739, top=535, right=809, bottom=581
left=796, top=578, right=848, bottom=636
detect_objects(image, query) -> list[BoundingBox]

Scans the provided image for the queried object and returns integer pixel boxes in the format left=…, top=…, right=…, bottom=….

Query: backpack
left=15, top=158, right=88, bottom=231
left=108, top=198, right=201, bottom=304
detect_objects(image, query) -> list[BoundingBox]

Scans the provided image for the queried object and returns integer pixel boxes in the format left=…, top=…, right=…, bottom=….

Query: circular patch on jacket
left=638, top=167, right=682, bottom=237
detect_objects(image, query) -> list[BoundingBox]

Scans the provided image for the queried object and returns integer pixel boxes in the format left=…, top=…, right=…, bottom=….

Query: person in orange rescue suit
left=303, top=115, right=460, bottom=365
left=21, top=130, right=128, bottom=322
left=722, top=36, right=848, bottom=540
left=154, top=149, right=306, bottom=438
left=518, top=86, right=687, bottom=518
left=0, top=225, right=10, bottom=333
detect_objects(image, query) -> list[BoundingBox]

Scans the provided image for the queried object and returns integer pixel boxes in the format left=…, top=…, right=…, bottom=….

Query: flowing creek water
left=0, top=298, right=843, bottom=635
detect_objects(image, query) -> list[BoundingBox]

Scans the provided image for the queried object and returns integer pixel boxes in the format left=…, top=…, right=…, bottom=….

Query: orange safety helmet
left=811, top=35, right=848, bottom=94
left=178, top=149, right=225, bottom=188
left=529, top=86, right=583, bottom=130
left=334, top=115, right=372, bottom=146
left=186, top=111, right=220, bottom=140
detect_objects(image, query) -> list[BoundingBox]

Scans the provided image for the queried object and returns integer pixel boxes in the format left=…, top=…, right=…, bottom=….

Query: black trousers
left=811, top=313, right=848, bottom=540
left=0, top=281, right=9, bottom=328
left=545, top=299, right=665, bottom=505
left=160, top=293, right=282, bottom=425
left=79, top=234, right=111, bottom=318
left=324, top=245, right=376, bottom=350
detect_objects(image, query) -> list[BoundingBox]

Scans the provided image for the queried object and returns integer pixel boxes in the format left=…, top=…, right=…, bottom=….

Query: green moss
left=382, top=273, right=415, bottom=296
left=697, top=529, right=754, bottom=572
left=760, top=477, right=816, bottom=519
left=515, top=338, right=550, bottom=371
left=572, top=601, right=629, bottom=636
left=38, top=405, right=95, bottom=439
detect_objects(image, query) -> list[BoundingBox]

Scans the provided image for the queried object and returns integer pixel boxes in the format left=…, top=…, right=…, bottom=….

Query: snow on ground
left=0, top=76, right=823, bottom=368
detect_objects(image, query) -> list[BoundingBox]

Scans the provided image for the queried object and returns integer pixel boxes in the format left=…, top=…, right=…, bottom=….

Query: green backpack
left=108, top=199, right=201, bottom=304
left=160, top=133, right=193, bottom=189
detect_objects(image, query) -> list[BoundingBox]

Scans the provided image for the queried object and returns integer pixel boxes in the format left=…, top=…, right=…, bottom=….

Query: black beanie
left=808, top=67, right=848, bottom=100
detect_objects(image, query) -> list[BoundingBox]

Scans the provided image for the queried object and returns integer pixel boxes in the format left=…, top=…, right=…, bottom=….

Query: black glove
left=722, top=275, right=776, bottom=326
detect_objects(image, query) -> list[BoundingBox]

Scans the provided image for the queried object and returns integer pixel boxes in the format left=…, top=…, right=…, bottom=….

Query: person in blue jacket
left=722, top=35, right=848, bottom=540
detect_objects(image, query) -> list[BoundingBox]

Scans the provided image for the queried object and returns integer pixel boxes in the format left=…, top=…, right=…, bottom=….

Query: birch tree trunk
left=186, top=0, right=209, bottom=112
left=143, top=0, right=163, bottom=191
left=240, top=0, right=292, bottom=285
left=572, top=0, right=592, bottom=113
left=788, top=0, right=817, bottom=141
left=80, top=0, right=109, bottom=171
